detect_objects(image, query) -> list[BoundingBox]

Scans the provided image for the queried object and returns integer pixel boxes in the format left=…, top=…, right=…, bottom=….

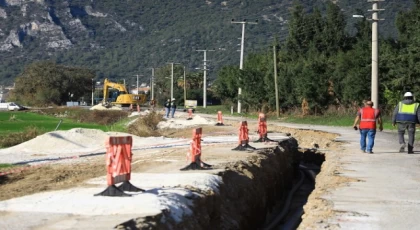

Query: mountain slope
left=0, top=0, right=413, bottom=84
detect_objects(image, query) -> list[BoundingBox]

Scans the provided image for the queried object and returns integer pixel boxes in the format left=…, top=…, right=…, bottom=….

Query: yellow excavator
left=102, top=78, right=147, bottom=107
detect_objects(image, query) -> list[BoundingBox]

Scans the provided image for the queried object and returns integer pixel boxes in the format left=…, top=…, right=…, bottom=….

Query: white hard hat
left=404, top=92, right=413, bottom=97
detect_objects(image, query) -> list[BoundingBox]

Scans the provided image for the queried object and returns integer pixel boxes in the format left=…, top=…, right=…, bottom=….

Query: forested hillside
left=0, top=0, right=413, bottom=85
left=212, top=0, right=420, bottom=113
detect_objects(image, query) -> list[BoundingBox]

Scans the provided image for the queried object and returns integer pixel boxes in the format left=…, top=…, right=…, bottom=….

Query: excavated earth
left=117, top=138, right=300, bottom=229
left=0, top=115, right=341, bottom=229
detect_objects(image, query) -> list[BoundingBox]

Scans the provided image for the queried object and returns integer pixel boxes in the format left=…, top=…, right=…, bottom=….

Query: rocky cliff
left=0, top=0, right=412, bottom=84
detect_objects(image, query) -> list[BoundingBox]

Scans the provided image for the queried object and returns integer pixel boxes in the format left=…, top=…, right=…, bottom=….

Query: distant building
left=131, top=85, right=149, bottom=94
left=0, top=85, right=11, bottom=102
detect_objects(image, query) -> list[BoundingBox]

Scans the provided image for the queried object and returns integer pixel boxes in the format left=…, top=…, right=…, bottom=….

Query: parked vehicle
left=184, top=100, right=197, bottom=112
left=0, top=102, right=24, bottom=111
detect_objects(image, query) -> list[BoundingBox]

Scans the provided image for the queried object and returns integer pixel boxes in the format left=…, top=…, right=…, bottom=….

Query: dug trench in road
left=117, top=129, right=334, bottom=229
left=262, top=152, right=324, bottom=230
left=114, top=116, right=340, bottom=229
left=0, top=115, right=341, bottom=229
left=0, top=121, right=338, bottom=200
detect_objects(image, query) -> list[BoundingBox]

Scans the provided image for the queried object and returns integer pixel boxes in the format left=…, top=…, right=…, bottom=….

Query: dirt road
left=2, top=112, right=418, bottom=229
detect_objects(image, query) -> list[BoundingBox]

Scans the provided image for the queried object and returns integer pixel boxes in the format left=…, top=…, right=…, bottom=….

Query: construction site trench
left=116, top=138, right=325, bottom=230
left=0, top=114, right=340, bottom=230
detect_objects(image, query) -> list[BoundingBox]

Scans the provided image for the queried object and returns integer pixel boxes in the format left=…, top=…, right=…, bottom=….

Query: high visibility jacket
left=359, top=107, right=379, bottom=129
left=396, top=102, right=419, bottom=123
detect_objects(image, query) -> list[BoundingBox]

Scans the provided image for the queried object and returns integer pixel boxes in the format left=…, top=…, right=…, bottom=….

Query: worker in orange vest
left=352, top=100, right=383, bottom=154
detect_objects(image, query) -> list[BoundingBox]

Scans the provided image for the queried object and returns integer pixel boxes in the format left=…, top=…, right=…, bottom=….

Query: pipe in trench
left=279, top=166, right=317, bottom=230
left=264, top=170, right=305, bottom=230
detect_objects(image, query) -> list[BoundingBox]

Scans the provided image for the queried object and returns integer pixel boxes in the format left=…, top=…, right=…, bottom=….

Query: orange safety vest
left=359, top=107, right=379, bottom=129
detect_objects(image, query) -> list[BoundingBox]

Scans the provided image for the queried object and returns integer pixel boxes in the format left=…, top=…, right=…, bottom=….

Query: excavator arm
left=102, top=78, right=146, bottom=107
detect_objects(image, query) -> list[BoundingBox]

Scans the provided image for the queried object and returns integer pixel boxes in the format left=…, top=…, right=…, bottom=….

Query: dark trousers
left=397, top=123, right=416, bottom=151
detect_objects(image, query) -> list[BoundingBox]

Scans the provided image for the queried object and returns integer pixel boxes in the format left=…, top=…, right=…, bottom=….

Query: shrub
left=127, top=112, right=164, bottom=137
left=33, top=107, right=129, bottom=125
left=0, top=126, right=46, bottom=148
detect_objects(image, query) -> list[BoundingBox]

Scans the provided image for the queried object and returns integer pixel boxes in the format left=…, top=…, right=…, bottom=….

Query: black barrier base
left=180, top=161, right=212, bottom=171
left=187, top=118, right=193, bottom=120
left=254, top=137, right=277, bottom=143
left=94, top=185, right=131, bottom=197
left=118, top=181, right=145, bottom=192
left=215, top=123, right=224, bottom=126
left=232, top=143, right=256, bottom=151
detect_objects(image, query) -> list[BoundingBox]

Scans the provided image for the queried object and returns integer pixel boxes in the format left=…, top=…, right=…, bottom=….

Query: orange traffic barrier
left=129, top=104, right=133, bottom=111
left=254, top=113, right=275, bottom=143
left=216, top=111, right=224, bottom=126
left=136, top=104, right=140, bottom=112
left=180, top=128, right=212, bottom=170
left=187, top=108, right=193, bottom=120
left=232, top=121, right=256, bottom=151
left=95, top=136, right=144, bottom=196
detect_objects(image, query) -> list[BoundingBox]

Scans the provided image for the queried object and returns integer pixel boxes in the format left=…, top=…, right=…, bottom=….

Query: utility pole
left=150, top=68, right=155, bottom=100
left=231, top=19, right=258, bottom=113
left=91, top=78, right=94, bottom=105
left=132, top=75, right=143, bottom=94
left=170, top=63, right=174, bottom=100
left=183, top=66, right=186, bottom=106
left=273, top=45, right=279, bottom=118
left=167, top=62, right=181, bottom=100
left=196, top=49, right=215, bottom=108
left=136, top=75, right=139, bottom=95
left=369, top=0, right=384, bottom=109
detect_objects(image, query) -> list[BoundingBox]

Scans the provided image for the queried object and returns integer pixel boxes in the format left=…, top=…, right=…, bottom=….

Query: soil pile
left=157, top=115, right=217, bottom=129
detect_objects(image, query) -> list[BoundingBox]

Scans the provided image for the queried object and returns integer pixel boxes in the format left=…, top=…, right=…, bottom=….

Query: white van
left=0, top=102, right=24, bottom=111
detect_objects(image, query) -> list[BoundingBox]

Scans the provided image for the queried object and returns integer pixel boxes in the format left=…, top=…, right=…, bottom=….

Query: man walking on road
left=164, top=99, right=171, bottom=118
left=392, top=92, right=420, bottom=153
left=353, top=100, right=383, bottom=154
left=170, top=98, right=177, bottom=118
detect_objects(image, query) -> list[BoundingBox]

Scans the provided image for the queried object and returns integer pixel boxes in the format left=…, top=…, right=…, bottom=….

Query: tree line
left=212, top=1, right=420, bottom=115
left=8, top=1, right=420, bottom=111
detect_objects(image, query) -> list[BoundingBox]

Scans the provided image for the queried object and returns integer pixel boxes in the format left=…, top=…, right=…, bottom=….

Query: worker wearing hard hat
left=392, top=92, right=420, bottom=153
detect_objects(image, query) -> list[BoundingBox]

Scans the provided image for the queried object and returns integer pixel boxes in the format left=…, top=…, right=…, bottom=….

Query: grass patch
left=0, top=126, right=47, bottom=148
left=0, top=108, right=131, bottom=148
left=0, top=163, right=13, bottom=170
left=279, top=114, right=394, bottom=130
left=0, top=111, right=106, bottom=136
left=194, top=105, right=232, bottom=114
left=194, top=105, right=395, bottom=130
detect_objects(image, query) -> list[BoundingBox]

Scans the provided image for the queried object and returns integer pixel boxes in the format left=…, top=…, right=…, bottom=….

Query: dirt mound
left=158, top=115, right=217, bottom=129
left=90, top=104, right=123, bottom=110
left=0, top=128, right=107, bottom=154
left=0, top=128, right=176, bottom=164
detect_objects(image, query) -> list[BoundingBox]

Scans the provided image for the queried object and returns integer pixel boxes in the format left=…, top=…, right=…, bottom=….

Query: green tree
left=213, top=66, right=241, bottom=105
left=9, top=61, right=95, bottom=106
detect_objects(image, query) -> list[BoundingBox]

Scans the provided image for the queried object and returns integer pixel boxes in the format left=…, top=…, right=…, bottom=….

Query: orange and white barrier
left=216, top=111, right=224, bottom=126
left=136, top=104, right=140, bottom=112
left=180, top=128, right=212, bottom=170
left=95, top=136, right=144, bottom=196
left=187, top=108, right=193, bottom=120
left=254, top=113, right=275, bottom=143
left=232, top=121, right=256, bottom=151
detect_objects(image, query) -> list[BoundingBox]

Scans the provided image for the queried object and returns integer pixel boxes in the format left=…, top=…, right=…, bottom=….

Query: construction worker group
left=353, top=92, right=420, bottom=154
